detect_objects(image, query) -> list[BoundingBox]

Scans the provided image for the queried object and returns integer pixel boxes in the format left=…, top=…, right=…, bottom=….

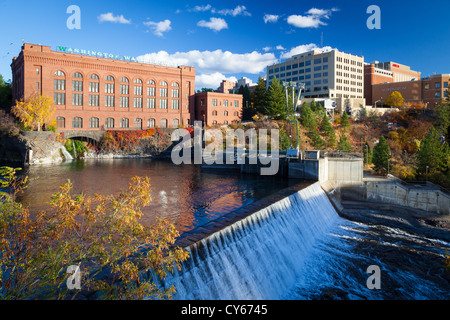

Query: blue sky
left=1, top=0, right=450, bottom=89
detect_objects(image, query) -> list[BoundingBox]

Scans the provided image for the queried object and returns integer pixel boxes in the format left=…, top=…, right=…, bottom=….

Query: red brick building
left=11, top=43, right=196, bottom=130
left=194, top=91, right=243, bottom=126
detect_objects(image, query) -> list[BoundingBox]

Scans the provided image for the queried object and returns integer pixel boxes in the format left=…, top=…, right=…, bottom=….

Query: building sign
left=381, top=86, right=407, bottom=92
left=392, top=63, right=400, bottom=68
left=55, top=45, right=175, bottom=67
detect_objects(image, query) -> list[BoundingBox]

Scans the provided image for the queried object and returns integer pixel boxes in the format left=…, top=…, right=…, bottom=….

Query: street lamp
left=426, top=165, right=429, bottom=182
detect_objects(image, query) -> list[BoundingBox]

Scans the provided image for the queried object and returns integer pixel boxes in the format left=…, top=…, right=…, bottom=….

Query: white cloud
left=218, top=5, right=251, bottom=17
left=262, top=46, right=272, bottom=52
left=276, top=45, right=285, bottom=50
left=263, top=14, right=279, bottom=23
left=287, top=7, right=338, bottom=29
left=98, top=12, right=131, bottom=24
left=196, top=72, right=238, bottom=89
left=280, top=43, right=336, bottom=59
left=136, top=49, right=277, bottom=75
left=191, top=4, right=213, bottom=12
left=197, top=17, right=228, bottom=32
left=144, top=19, right=172, bottom=37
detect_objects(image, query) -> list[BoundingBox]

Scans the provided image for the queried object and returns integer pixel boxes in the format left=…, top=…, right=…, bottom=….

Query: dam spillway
left=163, top=182, right=341, bottom=300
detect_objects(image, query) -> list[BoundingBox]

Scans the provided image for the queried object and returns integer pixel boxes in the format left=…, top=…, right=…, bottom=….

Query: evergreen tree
left=416, top=126, right=449, bottom=174
left=253, top=77, right=267, bottom=115
left=309, top=130, right=326, bottom=150
left=372, top=136, right=391, bottom=171
left=320, top=114, right=336, bottom=148
left=266, top=77, right=287, bottom=120
left=310, top=99, right=318, bottom=113
left=435, top=102, right=450, bottom=143
left=340, top=111, right=350, bottom=131
left=338, top=135, right=352, bottom=152
left=238, top=85, right=253, bottom=120
left=300, top=102, right=317, bottom=131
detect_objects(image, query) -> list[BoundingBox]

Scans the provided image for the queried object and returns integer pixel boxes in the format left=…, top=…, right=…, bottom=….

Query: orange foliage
left=101, top=129, right=157, bottom=152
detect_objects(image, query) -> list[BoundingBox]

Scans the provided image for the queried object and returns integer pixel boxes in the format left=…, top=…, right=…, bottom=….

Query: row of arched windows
left=211, top=111, right=240, bottom=116
left=56, top=116, right=180, bottom=129
left=54, top=70, right=180, bottom=87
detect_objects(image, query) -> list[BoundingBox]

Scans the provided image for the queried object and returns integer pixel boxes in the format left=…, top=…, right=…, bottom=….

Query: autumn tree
left=435, top=102, right=450, bottom=143
left=12, top=94, right=55, bottom=131
left=385, top=91, right=404, bottom=108
left=0, top=167, right=189, bottom=300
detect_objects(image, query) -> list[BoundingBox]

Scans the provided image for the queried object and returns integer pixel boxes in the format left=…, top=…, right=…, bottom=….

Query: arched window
left=147, top=79, right=156, bottom=96
left=135, top=118, right=143, bottom=130
left=89, top=74, right=99, bottom=79
left=223, top=120, right=229, bottom=125
left=160, top=80, right=168, bottom=97
left=212, top=110, right=218, bottom=116
left=224, top=111, right=228, bottom=116
left=73, top=72, right=83, bottom=78
left=147, top=80, right=155, bottom=85
left=54, top=70, right=65, bottom=77
left=105, top=118, right=115, bottom=128
left=160, top=81, right=167, bottom=86
left=72, top=117, right=83, bottom=128
left=172, top=82, right=179, bottom=87
left=148, top=118, right=155, bottom=128
left=160, top=118, right=167, bottom=128
left=89, top=117, right=99, bottom=128
left=120, top=77, right=129, bottom=82
left=56, top=117, right=65, bottom=129
left=120, top=118, right=129, bottom=128
left=134, top=78, right=143, bottom=84
left=172, top=119, right=179, bottom=128
left=106, top=75, right=114, bottom=81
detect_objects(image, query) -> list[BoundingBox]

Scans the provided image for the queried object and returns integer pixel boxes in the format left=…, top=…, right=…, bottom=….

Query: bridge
left=57, top=130, right=106, bottom=143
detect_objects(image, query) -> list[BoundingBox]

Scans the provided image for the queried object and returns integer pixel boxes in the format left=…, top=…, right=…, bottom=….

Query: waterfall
left=72, top=140, right=77, bottom=158
left=163, top=182, right=340, bottom=300
left=60, top=146, right=73, bottom=161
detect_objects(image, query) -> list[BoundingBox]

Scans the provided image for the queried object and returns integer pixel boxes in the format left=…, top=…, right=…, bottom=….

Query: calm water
left=10, top=158, right=296, bottom=233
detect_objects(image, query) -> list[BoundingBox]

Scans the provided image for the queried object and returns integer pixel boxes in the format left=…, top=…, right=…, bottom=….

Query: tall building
left=266, top=49, right=365, bottom=100
left=11, top=43, right=196, bottom=130
left=266, top=49, right=366, bottom=115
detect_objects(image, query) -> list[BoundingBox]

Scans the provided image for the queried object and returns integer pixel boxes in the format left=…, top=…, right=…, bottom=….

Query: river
left=9, top=158, right=296, bottom=233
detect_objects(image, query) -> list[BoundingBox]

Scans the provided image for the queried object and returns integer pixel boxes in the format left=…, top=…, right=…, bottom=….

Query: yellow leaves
left=0, top=167, right=189, bottom=299
left=11, top=94, right=55, bottom=131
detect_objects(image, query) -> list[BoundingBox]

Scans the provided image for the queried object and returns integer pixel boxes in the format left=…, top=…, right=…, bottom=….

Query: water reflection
left=15, top=159, right=295, bottom=234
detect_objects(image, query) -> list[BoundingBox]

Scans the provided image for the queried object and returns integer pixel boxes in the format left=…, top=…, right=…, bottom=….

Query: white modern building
left=266, top=49, right=366, bottom=115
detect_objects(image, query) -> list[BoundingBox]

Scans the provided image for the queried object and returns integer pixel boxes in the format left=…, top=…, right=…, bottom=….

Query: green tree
left=0, top=74, right=12, bottom=112
left=0, top=167, right=189, bottom=300
left=416, top=126, right=449, bottom=175
left=309, top=130, right=326, bottom=150
left=320, top=114, right=336, bottom=148
left=266, top=77, right=287, bottom=120
left=300, top=102, right=317, bottom=131
left=340, top=111, right=350, bottom=132
left=372, top=136, right=391, bottom=171
left=363, top=142, right=373, bottom=165
left=253, top=77, right=267, bottom=115
left=435, top=102, right=450, bottom=143
left=385, top=91, right=404, bottom=108
left=338, top=135, right=352, bottom=151
left=238, top=85, right=254, bottom=120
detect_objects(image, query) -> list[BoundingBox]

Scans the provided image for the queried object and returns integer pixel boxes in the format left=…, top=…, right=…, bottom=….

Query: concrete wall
left=326, top=158, right=363, bottom=187
left=367, top=181, right=450, bottom=215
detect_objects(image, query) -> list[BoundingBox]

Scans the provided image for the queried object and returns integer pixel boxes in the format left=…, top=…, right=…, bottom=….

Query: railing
left=321, top=150, right=363, bottom=159
left=388, top=175, right=450, bottom=196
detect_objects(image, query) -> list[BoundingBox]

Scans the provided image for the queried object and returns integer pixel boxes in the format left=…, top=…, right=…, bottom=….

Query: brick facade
left=194, top=91, right=243, bottom=126
left=11, top=43, right=196, bottom=131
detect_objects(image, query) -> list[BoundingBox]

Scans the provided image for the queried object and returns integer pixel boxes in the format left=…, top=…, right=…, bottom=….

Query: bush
left=0, top=166, right=189, bottom=300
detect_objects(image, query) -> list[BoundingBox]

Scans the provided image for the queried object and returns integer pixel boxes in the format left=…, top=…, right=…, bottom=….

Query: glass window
left=120, top=84, right=129, bottom=95
left=160, top=81, right=168, bottom=86
left=56, top=117, right=65, bottom=129
left=444, top=82, right=448, bottom=88
left=305, top=60, right=311, bottom=66
left=105, top=83, right=114, bottom=94
left=135, top=118, right=143, bottom=130
left=134, top=78, right=143, bottom=84
left=314, top=58, right=321, bottom=64
left=120, top=118, right=129, bottom=128
left=72, top=80, right=83, bottom=92
left=120, top=96, right=129, bottom=108
left=54, top=92, right=65, bottom=105
left=54, top=79, right=65, bottom=91
left=147, top=80, right=155, bottom=85
left=73, top=72, right=83, bottom=78
left=120, top=77, right=129, bottom=82
left=89, top=117, right=99, bottom=128
left=54, top=70, right=65, bottom=77
left=134, top=97, right=143, bottom=108
left=105, top=118, right=115, bottom=128
left=172, top=119, right=179, bottom=128
left=89, top=74, right=99, bottom=79
left=171, top=100, right=179, bottom=109
left=72, top=117, right=83, bottom=128
left=106, top=75, right=114, bottom=81
left=147, top=87, right=155, bottom=96
left=89, top=94, right=99, bottom=106
left=435, top=91, right=441, bottom=98
left=89, top=82, right=99, bottom=93
left=105, top=95, right=114, bottom=107
left=160, top=99, right=168, bottom=109
left=160, top=119, right=167, bottom=128
left=72, top=93, right=83, bottom=106
left=160, top=88, right=168, bottom=97
left=323, top=57, right=329, bottom=63
left=148, top=118, right=155, bottom=128
left=424, top=83, right=430, bottom=90
left=147, top=98, right=155, bottom=108
left=134, top=86, right=143, bottom=95
left=435, top=82, right=441, bottom=89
